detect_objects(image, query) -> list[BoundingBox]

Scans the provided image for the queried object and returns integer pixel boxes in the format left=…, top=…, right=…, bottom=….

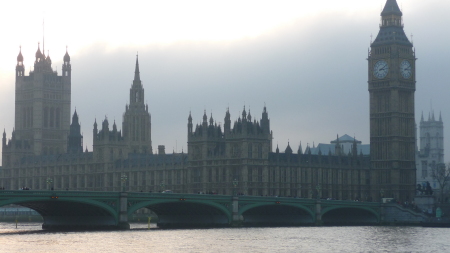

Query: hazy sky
left=1, top=0, right=450, bottom=162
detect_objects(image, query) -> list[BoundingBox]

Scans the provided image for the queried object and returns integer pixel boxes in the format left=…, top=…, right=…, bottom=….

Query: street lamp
left=233, top=178, right=238, bottom=196
left=121, top=174, right=128, bottom=192
left=316, top=184, right=321, bottom=199
left=46, top=178, right=53, bottom=190
left=160, top=181, right=165, bottom=192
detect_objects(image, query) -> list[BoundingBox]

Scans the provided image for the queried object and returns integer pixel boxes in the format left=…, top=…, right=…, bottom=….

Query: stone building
left=367, top=0, right=417, bottom=201
left=416, top=111, right=444, bottom=189
left=0, top=0, right=417, bottom=202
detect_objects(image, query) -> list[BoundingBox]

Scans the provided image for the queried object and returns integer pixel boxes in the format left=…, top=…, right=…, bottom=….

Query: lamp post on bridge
left=46, top=178, right=53, bottom=190
left=298, top=183, right=302, bottom=198
left=380, top=189, right=384, bottom=202
left=233, top=178, right=238, bottom=196
left=121, top=174, right=128, bottom=192
left=160, top=181, right=165, bottom=192
left=316, top=184, right=321, bottom=199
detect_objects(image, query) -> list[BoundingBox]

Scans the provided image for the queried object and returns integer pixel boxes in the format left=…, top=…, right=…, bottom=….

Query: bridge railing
left=0, top=190, right=121, bottom=197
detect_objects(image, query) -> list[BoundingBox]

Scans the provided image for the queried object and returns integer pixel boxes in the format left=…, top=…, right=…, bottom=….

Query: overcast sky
left=1, top=0, right=449, bottom=162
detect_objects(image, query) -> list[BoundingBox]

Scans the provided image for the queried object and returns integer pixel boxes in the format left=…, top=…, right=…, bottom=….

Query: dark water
left=0, top=223, right=448, bottom=252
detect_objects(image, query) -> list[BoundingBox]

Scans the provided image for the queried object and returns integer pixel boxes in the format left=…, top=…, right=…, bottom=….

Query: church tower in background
left=368, top=0, right=416, bottom=201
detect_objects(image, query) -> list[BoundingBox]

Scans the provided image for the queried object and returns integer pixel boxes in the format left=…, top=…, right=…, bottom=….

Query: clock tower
left=368, top=0, right=416, bottom=201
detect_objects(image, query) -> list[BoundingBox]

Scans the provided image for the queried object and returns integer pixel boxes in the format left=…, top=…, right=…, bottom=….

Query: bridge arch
left=129, top=199, right=232, bottom=227
left=239, top=203, right=315, bottom=226
left=321, top=206, right=379, bottom=225
left=0, top=196, right=119, bottom=229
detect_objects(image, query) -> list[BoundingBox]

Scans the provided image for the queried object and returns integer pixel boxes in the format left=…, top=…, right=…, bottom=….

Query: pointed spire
left=209, top=113, right=214, bottom=125
left=72, top=109, right=79, bottom=124
left=298, top=142, right=303, bottom=155
left=35, top=42, right=43, bottom=59
left=203, top=110, right=207, bottom=121
left=285, top=142, right=292, bottom=154
left=432, top=111, right=435, bottom=121
left=381, top=0, right=402, bottom=17
left=276, top=144, right=279, bottom=154
left=17, top=46, right=23, bottom=62
left=421, top=111, right=424, bottom=122
left=134, top=53, right=140, bottom=81
left=64, top=46, right=71, bottom=62
left=439, top=111, right=442, bottom=122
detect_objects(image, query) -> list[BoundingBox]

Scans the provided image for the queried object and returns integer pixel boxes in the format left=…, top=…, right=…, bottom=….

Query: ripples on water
left=0, top=223, right=449, bottom=253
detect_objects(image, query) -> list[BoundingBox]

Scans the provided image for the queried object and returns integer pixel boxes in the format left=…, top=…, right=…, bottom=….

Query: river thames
left=0, top=223, right=449, bottom=252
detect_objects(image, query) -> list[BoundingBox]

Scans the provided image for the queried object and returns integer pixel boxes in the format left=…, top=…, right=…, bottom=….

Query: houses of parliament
left=0, top=0, right=417, bottom=202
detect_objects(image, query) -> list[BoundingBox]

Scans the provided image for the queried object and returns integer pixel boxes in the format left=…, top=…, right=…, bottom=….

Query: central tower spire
left=134, top=54, right=140, bottom=82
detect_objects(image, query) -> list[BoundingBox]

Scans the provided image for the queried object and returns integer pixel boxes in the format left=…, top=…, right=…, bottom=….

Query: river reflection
left=0, top=223, right=449, bottom=252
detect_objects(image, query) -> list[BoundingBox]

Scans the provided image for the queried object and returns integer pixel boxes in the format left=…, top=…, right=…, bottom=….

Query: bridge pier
left=231, top=196, right=243, bottom=227
left=118, top=192, right=130, bottom=230
left=315, top=200, right=323, bottom=225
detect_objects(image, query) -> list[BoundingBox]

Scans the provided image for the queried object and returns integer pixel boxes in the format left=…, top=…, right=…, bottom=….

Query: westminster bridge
left=0, top=190, right=425, bottom=230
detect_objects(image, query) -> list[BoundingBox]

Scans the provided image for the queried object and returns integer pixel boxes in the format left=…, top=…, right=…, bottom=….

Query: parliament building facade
left=0, top=0, right=417, bottom=202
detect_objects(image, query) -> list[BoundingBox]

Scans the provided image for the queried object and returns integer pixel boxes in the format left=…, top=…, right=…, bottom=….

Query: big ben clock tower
left=368, top=0, right=416, bottom=201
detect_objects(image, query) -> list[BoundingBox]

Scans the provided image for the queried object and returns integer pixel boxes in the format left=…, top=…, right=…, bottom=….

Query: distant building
left=416, top=111, right=444, bottom=189
left=308, top=134, right=370, bottom=156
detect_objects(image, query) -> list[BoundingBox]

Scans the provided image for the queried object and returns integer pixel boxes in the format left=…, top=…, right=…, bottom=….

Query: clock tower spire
left=368, top=0, right=416, bottom=202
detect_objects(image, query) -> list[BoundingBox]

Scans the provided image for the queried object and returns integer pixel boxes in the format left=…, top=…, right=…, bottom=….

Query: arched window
left=55, top=108, right=60, bottom=128
left=44, top=107, right=49, bottom=128
left=50, top=107, right=55, bottom=128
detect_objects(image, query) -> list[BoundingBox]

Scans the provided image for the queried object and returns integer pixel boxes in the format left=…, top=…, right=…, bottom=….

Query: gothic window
left=258, top=167, right=263, bottom=182
left=258, top=144, right=262, bottom=158
left=248, top=167, right=252, bottom=182
left=248, top=144, right=252, bottom=158
left=22, top=108, right=26, bottom=128
left=168, top=171, right=172, bottom=185
left=141, top=119, right=146, bottom=141
left=135, top=91, right=139, bottom=102
left=55, top=108, right=60, bottom=128
left=50, top=107, right=55, bottom=128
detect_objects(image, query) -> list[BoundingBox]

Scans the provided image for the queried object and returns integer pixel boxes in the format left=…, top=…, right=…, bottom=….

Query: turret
left=202, top=110, right=208, bottom=128
left=2, top=129, right=6, bottom=148
left=16, top=46, right=24, bottom=77
left=261, top=105, right=270, bottom=134
left=188, top=112, right=193, bottom=134
left=93, top=118, right=98, bottom=135
left=67, top=110, right=83, bottom=154
left=63, top=47, right=71, bottom=77
left=224, top=108, right=231, bottom=135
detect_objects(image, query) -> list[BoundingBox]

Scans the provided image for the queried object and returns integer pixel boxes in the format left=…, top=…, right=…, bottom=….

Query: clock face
left=373, top=60, right=389, bottom=79
left=400, top=60, right=412, bottom=79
